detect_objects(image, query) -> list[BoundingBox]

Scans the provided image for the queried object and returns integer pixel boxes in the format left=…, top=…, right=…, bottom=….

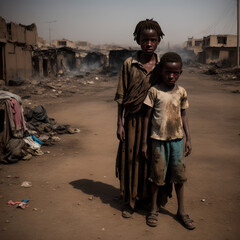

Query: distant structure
left=52, top=39, right=76, bottom=49
left=0, top=16, right=38, bottom=84
left=75, top=41, right=91, bottom=50
left=109, top=49, right=137, bottom=71
left=185, top=34, right=238, bottom=66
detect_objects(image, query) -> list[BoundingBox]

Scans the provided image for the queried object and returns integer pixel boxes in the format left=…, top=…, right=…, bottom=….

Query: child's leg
left=146, top=183, right=159, bottom=227
left=147, top=139, right=167, bottom=227
left=175, top=182, right=195, bottom=229
left=150, top=183, right=159, bottom=213
left=171, top=139, right=195, bottom=229
left=175, top=183, right=185, bottom=216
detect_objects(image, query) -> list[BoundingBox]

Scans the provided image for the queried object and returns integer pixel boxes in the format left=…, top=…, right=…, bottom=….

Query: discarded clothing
left=10, top=98, right=27, bottom=133
left=8, top=199, right=29, bottom=209
left=23, top=136, right=41, bottom=150
left=2, top=138, right=27, bottom=163
left=30, top=134, right=42, bottom=145
left=28, top=105, right=49, bottom=123
left=0, top=90, right=22, bottom=104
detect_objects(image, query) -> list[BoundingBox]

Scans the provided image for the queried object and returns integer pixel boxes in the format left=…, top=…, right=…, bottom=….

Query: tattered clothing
left=115, top=52, right=160, bottom=208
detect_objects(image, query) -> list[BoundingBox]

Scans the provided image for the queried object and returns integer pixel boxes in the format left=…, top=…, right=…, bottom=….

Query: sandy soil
left=0, top=67, right=240, bottom=240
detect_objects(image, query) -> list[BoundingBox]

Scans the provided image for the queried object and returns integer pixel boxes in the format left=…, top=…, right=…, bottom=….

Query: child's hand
left=117, top=124, right=125, bottom=142
left=141, top=143, right=149, bottom=159
left=184, top=140, right=192, bottom=157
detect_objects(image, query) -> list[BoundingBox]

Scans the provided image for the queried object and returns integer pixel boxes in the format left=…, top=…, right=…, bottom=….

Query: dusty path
left=0, top=68, right=240, bottom=240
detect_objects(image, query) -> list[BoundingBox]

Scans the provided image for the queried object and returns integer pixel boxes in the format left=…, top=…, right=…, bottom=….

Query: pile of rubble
left=0, top=70, right=113, bottom=105
left=0, top=91, right=80, bottom=164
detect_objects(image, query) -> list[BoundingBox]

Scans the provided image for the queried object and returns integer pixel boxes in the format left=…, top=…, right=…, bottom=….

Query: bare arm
left=181, top=109, right=192, bottom=157
left=141, top=105, right=153, bottom=159
left=117, top=103, right=125, bottom=142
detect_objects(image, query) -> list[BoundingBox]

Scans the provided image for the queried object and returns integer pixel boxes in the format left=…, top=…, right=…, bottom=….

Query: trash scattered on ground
left=0, top=91, right=80, bottom=164
left=21, top=181, right=32, bottom=188
left=201, top=199, right=206, bottom=202
left=8, top=199, right=29, bottom=209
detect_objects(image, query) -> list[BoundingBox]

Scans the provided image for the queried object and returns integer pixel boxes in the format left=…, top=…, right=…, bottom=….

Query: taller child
left=114, top=19, right=164, bottom=218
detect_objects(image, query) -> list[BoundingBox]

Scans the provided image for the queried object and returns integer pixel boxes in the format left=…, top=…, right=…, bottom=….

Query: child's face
left=160, top=62, right=182, bottom=88
left=139, top=29, right=160, bottom=55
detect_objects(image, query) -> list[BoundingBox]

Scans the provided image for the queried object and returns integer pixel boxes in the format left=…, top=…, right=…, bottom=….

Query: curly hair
left=133, top=19, right=164, bottom=44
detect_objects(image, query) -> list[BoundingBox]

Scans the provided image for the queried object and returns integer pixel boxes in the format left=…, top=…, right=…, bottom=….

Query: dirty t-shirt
left=144, top=84, right=189, bottom=141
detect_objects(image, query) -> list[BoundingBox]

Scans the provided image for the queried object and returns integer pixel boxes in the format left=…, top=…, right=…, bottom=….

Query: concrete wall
left=4, top=43, right=32, bottom=80
left=5, top=43, right=16, bottom=80
left=205, top=35, right=237, bottom=47
left=0, top=17, right=7, bottom=40
left=0, top=17, right=38, bottom=83
left=202, top=48, right=236, bottom=66
left=226, top=35, right=237, bottom=47
left=186, top=37, right=203, bottom=55
left=25, top=25, right=38, bottom=46
left=52, top=39, right=76, bottom=49
left=17, top=25, right=25, bottom=44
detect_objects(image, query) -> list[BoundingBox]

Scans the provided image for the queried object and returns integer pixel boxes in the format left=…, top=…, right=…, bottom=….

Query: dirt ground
left=0, top=66, right=240, bottom=240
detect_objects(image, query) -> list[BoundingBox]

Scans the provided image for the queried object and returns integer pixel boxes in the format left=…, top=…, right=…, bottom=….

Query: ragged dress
left=114, top=51, right=160, bottom=208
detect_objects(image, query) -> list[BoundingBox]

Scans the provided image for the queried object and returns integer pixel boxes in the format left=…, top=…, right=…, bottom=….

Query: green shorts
left=149, top=138, right=187, bottom=186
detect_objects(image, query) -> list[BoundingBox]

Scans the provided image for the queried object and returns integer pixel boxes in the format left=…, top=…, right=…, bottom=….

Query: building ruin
left=0, top=17, right=38, bottom=84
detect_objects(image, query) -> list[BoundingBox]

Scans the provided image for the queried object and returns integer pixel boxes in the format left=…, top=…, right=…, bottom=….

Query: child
left=114, top=19, right=164, bottom=218
left=141, top=52, right=195, bottom=230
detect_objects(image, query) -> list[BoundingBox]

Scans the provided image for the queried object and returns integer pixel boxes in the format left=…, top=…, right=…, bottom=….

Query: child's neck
left=139, top=51, right=156, bottom=64
left=159, top=82, right=176, bottom=92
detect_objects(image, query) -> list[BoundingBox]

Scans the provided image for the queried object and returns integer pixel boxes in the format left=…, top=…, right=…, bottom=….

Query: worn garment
left=114, top=52, right=160, bottom=116
left=144, top=84, right=189, bottom=206
left=0, top=100, right=13, bottom=145
left=0, top=91, right=27, bottom=143
left=115, top=51, right=160, bottom=208
left=10, top=98, right=27, bottom=133
left=2, top=138, right=27, bottom=163
left=144, top=84, right=189, bottom=141
left=149, top=138, right=187, bottom=186
left=0, top=90, right=22, bottom=104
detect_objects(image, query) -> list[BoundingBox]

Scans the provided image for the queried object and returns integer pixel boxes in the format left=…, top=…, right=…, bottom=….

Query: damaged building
left=33, top=47, right=76, bottom=77
left=80, top=52, right=107, bottom=71
left=186, top=34, right=238, bottom=66
left=109, top=49, right=137, bottom=71
left=186, top=37, right=203, bottom=55
left=199, top=35, right=237, bottom=66
left=0, top=16, right=38, bottom=85
left=52, top=39, right=76, bottom=49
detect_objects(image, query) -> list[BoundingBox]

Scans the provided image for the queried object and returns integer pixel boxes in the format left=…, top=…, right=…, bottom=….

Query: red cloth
left=10, top=98, right=27, bottom=131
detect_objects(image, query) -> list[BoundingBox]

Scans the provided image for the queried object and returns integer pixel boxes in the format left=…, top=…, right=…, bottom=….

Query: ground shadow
left=69, top=179, right=122, bottom=211
left=69, top=179, right=178, bottom=219
left=159, top=207, right=176, bottom=219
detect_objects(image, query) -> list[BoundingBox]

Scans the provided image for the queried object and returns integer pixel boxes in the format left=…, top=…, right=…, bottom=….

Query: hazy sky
left=0, top=0, right=237, bottom=47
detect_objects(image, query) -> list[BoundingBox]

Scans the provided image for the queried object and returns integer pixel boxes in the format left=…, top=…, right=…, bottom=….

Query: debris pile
left=0, top=90, right=79, bottom=164
left=0, top=69, right=117, bottom=106
left=24, top=105, right=80, bottom=146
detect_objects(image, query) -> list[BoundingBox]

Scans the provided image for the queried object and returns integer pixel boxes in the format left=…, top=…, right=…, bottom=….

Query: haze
left=0, top=0, right=237, bottom=47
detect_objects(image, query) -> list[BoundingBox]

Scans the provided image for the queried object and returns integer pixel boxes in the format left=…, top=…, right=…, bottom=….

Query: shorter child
left=141, top=52, right=195, bottom=230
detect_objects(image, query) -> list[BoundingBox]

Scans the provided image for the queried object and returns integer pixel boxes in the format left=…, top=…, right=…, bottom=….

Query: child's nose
left=147, top=40, right=152, bottom=46
left=169, top=73, right=174, bottom=78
